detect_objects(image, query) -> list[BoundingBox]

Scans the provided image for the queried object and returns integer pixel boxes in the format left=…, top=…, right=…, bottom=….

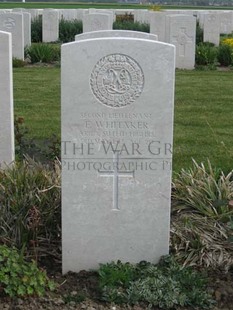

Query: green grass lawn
left=13, top=67, right=233, bottom=173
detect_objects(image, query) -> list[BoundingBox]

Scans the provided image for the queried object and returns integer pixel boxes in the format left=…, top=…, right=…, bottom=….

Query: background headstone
left=0, top=13, right=24, bottom=60
left=42, top=9, right=59, bottom=42
left=22, top=12, right=31, bottom=47
left=83, top=13, right=113, bottom=33
left=219, top=12, right=233, bottom=34
left=0, top=31, right=15, bottom=167
left=134, top=9, right=150, bottom=24
left=24, top=9, right=39, bottom=20
left=166, top=15, right=196, bottom=69
left=150, top=12, right=166, bottom=42
left=61, top=36, right=175, bottom=273
left=60, top=9, right=77, bottom=21
left=203, top=13, right=220, bottom=46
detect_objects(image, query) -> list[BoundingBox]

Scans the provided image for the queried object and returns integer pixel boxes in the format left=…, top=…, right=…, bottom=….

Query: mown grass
left=13, top=67, right=60, bottom=140
left=0, top=2, right=232, bottom=10
left=13, top=67, right=233, bottom=173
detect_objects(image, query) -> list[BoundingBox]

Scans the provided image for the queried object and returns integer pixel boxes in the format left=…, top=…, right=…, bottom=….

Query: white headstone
left=25, top=9, right=39, bottom=20
left=61, top=37, right=175, bottom=273
left=219, top=12, right=233, bottom=34
left=133, top=9, right=150, bottom=24
left=203, top=13, right=220, bottom=46
left=42, top=9, right=59, bottom=43
left=83, top=13, right=113, bottom=33
left=166, top=15, right=196, bottom=69
left=76, top=9, right=87, bottom=21
left=0, top=31, right=14, bottom=167
left=0, top=13, right=24, bottom=60
left=75, top=30, right=157, bottom=41
left=60, top=9, right=77, bottom=21
left=150, top=12, right=166, bottom=42
left=22, top=12, right=31, bottom=47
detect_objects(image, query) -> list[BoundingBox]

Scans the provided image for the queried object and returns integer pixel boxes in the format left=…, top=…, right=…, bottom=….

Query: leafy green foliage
left=59, top=19, right=83, bottom=43
left=171, top=160, right=233, bottom=270
left=26, top=43, right=60, bottom=63
left=217, top=44, right=233, bottom=66
left=113, top=20, right=149, bottom=33
left=31, top=16, right=42, bottom=43
left=99, top=260, right=138, bottom=289
left=0, top=158, right=61, bottom=260
left=195, top=42, right=217, bottom=66
left=171, top=213, right=233, bottom=270
left=0, top=244, right=55, bottom=297
left=196, top=21, right=203, bottom=45
left=98, top=256, right=214, bottom=309
left=172, top=159, right=233, bottom=221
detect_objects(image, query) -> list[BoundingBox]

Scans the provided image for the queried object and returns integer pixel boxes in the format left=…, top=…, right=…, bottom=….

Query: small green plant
left=171, top=160, right=233, bottom=270
left=99, top=260, right=137, bottom=289
left=113, top=20, right=149, bottom=33
left=196, top=21, right=203, bottom=45
left=98, top=256, right=214, bottom=309
left=196, top=42, right=217, bottom=66
left=171, top=212, right=233, bottom=270
left=217, top=44, right=233, bottom=66
left=172, top=159, right=233, bottom=221
left=13, top=58, right=26, bottom=68
left=59, top=18, right=83, bottom=43
left=0, top=157, right=61, bottom=260
left=26, top=43, right=60, bottom=63
left=31, top=16, right=42, bottom=43
left=0, top=244, right=55, bottom=297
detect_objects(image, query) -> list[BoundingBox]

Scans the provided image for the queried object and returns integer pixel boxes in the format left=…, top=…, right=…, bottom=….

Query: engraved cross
left=172, top=28, right=193, bottom=57
left=98, top=152, right=135, bottom=211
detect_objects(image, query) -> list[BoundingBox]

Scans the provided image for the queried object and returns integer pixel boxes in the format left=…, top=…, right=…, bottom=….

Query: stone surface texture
left=42, top=9, right=59, bottom=42
left=166, top=14, right=196, bottom=69
left=0, top=13, right=24, bottom=59
left=61, top=36, right=175, bottom=273
left=0, top=31, right=14, bottom=167
left=75, top=30, right=157, bottom=41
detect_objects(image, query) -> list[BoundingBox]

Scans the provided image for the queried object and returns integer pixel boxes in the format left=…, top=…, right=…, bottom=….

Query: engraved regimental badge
left=90, top=54, right=144, bottom=108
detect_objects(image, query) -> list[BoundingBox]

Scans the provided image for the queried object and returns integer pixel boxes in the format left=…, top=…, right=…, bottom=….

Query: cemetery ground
left=0, top=65, right=232, bottom=309
left=13, top=67, right=233, bottom=173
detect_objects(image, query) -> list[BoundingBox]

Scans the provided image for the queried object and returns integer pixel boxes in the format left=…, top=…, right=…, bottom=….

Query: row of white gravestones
left=0, top=11, right=32, bottom=60
left=3, top=9, right=32, bottom=45
left=61, top=32, right=175, bottom=273
left=0, top=31, right=15, bottom=168
left=42, top=9, right=115, bottom=42
left=150, top=12, right=196, bottom=69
